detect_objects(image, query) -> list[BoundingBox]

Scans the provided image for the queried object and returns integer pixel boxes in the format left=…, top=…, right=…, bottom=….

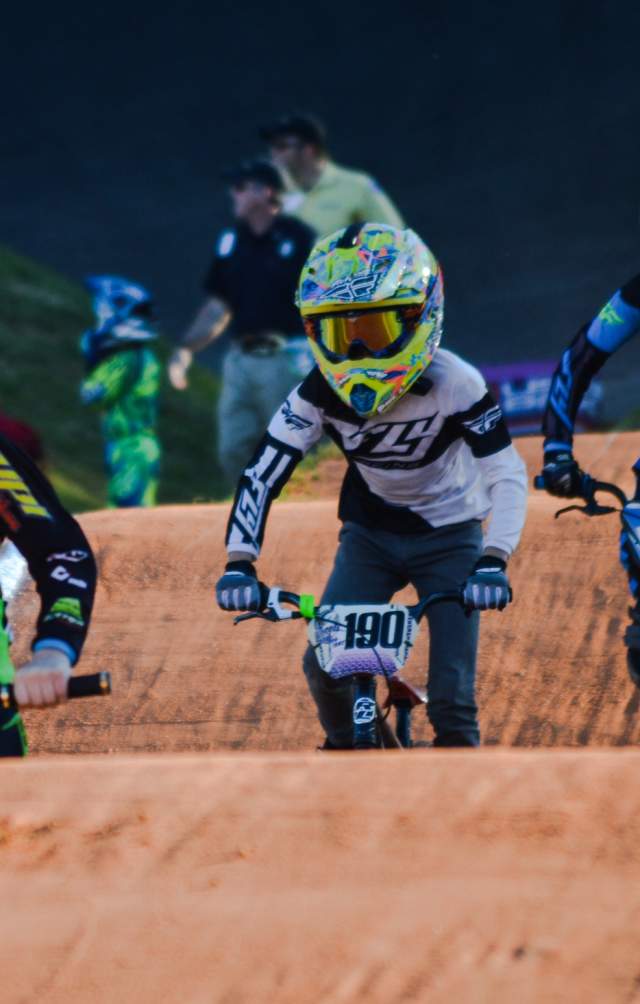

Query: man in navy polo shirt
left=169, top=158, right=316, bottom=485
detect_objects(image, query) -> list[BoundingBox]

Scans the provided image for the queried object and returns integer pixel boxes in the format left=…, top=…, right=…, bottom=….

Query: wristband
left=225, top=560, right=257, bottom=577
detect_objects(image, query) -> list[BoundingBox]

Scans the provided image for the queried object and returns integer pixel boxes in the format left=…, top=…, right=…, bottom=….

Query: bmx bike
left=234, top=587, right=464, bottom=750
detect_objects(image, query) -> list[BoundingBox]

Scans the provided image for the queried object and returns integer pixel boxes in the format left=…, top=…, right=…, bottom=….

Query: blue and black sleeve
left=542, top=273, right=640, bottom=450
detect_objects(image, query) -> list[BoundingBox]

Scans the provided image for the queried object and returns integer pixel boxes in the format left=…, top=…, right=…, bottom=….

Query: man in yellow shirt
left=260, top=113, right=404, bottom=237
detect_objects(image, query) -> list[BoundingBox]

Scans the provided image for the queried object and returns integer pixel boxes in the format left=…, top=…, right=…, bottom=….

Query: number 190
left=343, top=610, right=405, bottom=649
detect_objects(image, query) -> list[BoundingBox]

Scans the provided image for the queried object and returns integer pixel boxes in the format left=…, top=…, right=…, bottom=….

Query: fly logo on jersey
left=0, top=452, right=51, bottom=519
left=228, top=443, right=296, bottom=549
left=598, top=301, right=623, bottom=327
left=346, top=416, right=438, bottom=462
left=461, top=404, right=503, bottom=436
left=47, top=550, right=88, bottom=564
left=281, top=400, right=313, bottom=431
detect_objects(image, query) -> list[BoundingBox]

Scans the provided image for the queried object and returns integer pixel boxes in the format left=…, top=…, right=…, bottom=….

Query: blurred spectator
left=80, top=276, right=161, bottom=507
left=0, top=414, right=44, bottom=466
left=168, top=158, right=316, bottom=487
left=260, top=113, right=404, bottom=236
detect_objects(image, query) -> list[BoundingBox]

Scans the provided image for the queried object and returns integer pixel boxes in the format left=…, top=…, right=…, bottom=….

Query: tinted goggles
left=303, top=304, right=424, bottom=362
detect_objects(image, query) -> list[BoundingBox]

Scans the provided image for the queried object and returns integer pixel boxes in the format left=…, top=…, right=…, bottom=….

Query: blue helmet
left=81, top=275, right=157, bottom=365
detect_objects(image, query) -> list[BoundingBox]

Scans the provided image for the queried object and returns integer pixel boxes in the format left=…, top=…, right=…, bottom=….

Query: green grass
left=0, top=245, right=226, bottom=511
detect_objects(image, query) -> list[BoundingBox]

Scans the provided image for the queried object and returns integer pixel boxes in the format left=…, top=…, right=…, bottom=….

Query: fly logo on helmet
left=321, top=267, right=389, bottom=303
left=297, top=222, right=444, bottom=417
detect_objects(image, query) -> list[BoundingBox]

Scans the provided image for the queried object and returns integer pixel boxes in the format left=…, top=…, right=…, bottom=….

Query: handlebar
left=233, top=587, right=464, bottom=625
left=0, top=671, right=112, bottom=710
left=233, top=589, right=310, bottom=624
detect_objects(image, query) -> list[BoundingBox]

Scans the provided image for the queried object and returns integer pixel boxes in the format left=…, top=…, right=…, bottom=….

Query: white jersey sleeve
left=446, top=356, right=527, bottom=557
left=476, top=446, right=528, bottom=556
left=225, top=386, right=323, bottom=558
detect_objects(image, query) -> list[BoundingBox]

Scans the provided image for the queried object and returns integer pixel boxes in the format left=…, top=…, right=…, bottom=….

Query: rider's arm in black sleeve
left=0, top=433, right=96, bottom=664
left=542, top=273, right=640, bottom=451
left=225, top=378, right=324, bottom=559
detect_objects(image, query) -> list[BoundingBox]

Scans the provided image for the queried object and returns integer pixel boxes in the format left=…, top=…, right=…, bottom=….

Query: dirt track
left=4, top=432, right=640, bottom=1002
left=2, top=750, right=640, bottom=1004
left=9, top=431, right=640, bottom=754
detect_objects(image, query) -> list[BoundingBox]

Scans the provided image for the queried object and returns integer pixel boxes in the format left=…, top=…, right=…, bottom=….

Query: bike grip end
left=67, top=671, right=112, bottom=699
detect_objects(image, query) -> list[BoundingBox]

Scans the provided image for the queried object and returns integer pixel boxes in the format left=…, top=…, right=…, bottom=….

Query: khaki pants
left=217, top=338, right=313, bottom=487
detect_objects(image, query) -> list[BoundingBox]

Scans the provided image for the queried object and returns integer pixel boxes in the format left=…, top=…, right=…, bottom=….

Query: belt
left=237, top=334, right=287, bottom=356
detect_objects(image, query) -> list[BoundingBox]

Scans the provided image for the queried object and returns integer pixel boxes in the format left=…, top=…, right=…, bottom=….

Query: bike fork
left=352, top=675, right=378, bottom=749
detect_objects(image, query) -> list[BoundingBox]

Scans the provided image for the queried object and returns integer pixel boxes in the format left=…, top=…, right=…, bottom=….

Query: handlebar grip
left=0, top=671, right=112, bottom=709
left=68, top=672, right=111, bottom=698
left=277, top=590, right=302, bottom=607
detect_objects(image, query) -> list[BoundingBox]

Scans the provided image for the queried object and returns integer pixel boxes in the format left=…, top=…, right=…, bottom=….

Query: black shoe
left=624, top=605, right=640, bottom=687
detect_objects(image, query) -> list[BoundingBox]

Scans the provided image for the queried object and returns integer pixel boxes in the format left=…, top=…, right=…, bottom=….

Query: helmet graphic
left=81, top=275, right=157, bottom=367
left=298, top=223, right=443, bottom=417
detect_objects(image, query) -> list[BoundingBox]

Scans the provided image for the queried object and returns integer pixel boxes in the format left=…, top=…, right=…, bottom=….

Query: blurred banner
left=480, top=362, right=603, bottom=437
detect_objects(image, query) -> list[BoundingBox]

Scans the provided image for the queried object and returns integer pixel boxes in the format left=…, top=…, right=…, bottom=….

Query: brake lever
left=233, top=609, right=277, bottom=625
left=555, top=499, right=618, bottom=519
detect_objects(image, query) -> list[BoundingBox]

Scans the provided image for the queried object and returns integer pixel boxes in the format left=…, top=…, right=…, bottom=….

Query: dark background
left=4, top=1, right=640, bottom=387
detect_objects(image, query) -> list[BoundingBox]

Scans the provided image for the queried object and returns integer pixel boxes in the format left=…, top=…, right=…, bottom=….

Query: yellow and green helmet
left=297, top=222, right=444, bottom=417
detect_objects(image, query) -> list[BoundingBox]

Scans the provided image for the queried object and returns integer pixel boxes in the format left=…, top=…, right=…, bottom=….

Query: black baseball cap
left=221, top=158, right=285, bottom=192
left=259, top=113, right=327, bottom=149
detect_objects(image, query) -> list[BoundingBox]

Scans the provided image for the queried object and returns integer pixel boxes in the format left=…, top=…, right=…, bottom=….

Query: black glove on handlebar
left=216, top=561, right=268, bottom=612
left=541, top=449, right=588, bottom=498
left=462, top=555, right=512, bottom=611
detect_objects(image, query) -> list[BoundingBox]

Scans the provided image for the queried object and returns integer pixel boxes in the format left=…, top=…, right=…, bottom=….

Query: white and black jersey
left=226, top=349, right=528, bottom=559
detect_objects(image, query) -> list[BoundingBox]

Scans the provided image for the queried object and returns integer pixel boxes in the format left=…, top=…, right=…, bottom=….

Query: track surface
left=4, top=432, right=640, bottom=1002
left=9, top=431, right=640, bottom=754
left=2, top=750, right=640, bottom=1004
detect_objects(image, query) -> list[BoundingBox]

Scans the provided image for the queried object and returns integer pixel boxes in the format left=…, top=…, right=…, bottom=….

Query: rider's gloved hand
left=167, top=347, right=192, bottom=391
left=540, top=449, right=587, bottom=498
left=14, top=647, right=72, bottom=708
left=216, top=560, right=267, bottom=612
left=462, top=556, right=512, bottom=611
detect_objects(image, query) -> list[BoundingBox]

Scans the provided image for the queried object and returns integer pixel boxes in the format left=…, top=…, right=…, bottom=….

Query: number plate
left=307, top=603, right=420, bottom=679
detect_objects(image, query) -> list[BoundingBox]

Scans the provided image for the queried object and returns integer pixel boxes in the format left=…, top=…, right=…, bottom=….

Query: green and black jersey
left=0, top=432, right=96, bottom=664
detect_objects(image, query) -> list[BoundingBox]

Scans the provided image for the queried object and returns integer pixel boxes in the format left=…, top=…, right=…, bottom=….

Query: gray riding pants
left=302, top=519, right=483, bottom=748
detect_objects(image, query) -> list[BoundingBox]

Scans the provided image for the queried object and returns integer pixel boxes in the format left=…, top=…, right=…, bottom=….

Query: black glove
left=216, top=561, right=267, bottom=612
left=462, top=556, right=512, bottom=611
left=541, top=449, right=587, bottom=498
